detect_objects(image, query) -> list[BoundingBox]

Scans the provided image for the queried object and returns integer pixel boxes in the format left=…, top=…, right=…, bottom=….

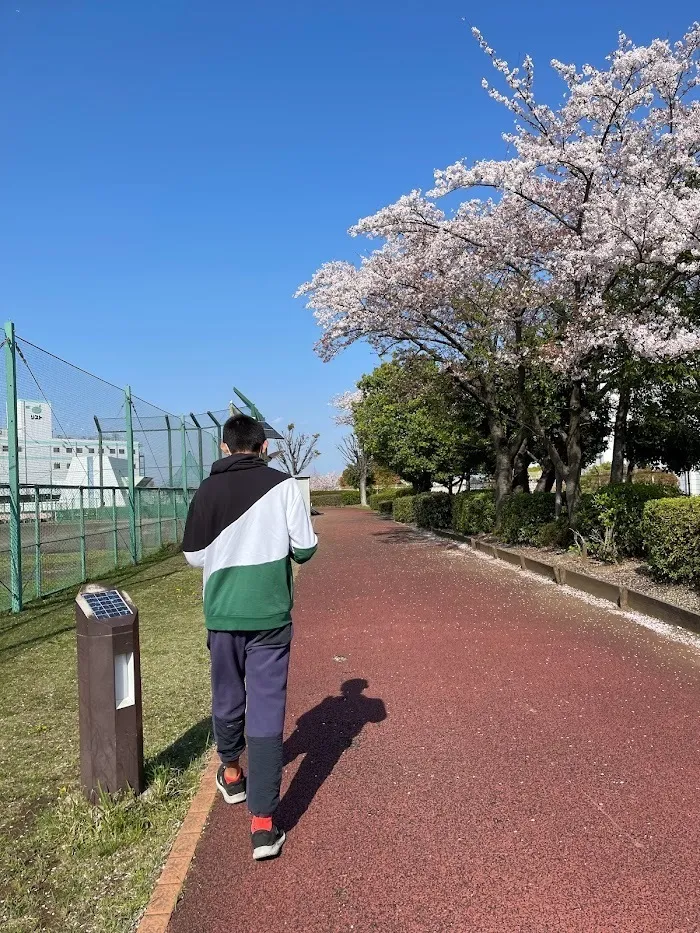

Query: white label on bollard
left=114, top=652, right=135, bottom=709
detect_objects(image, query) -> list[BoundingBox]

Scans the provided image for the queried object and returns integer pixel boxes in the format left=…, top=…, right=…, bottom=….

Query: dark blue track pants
left=208, top=624, right=292, bottom=816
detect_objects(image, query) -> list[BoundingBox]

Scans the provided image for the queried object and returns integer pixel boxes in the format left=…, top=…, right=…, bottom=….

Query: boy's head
left=221, top=414, right=268, bottom=457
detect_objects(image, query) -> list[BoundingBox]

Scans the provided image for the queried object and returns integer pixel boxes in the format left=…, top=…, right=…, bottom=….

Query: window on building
left=53, top=462, right=61, bottom=470
left=109, top=448, right=116, bottom=454
left=76, top=447, right=83, bottom=453
left=18, top=446, right=22, bottom=452
left=119, top=449, right=125, bottom=455
left=65, top=447, right=73, bottom=453
left=53, top=447, right=60, bottom=453
left=2, top=446, right=8, bottom=452
left=66, top=464, right=71, bottom=470
left=88, top=447, right=95, bottom=453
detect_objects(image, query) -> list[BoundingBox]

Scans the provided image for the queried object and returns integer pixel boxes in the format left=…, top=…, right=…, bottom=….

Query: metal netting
left=0, top=328, right=271, bottom=612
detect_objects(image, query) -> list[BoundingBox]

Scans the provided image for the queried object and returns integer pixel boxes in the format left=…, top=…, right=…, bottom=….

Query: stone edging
left=137, top=752, right=219, bottom=933
left=433, top=528, right=700, bottom=636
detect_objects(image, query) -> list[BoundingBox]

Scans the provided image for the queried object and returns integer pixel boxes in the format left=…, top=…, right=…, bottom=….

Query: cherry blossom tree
left=299, top=23, right=700, bottom=519
left=430, top=25, right=700, bottom=512
left=309, top=471, right=341, bottom=491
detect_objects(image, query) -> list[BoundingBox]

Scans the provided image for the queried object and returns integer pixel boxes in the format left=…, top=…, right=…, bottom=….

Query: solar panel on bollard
left=75, top=585, right=144, bottom=799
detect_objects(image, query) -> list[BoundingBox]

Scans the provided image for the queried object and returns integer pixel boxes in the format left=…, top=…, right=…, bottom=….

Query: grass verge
left=0, top=553, right=212, bottom=933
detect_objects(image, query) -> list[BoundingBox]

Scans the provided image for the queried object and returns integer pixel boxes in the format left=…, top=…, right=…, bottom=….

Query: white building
left=0, top=399, right=144, bottom=489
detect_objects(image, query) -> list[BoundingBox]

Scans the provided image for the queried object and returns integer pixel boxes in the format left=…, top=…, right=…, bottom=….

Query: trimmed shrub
left=393, top=495, right=416, bottom=524
left=641, top=497, right=700, bottom=583
left=310, top=491, right=343, bottom=507
left=498, top=493, right=556, bottom=545
left=630, top=470, right=679, bottom=489
left=452, top=491, right=496, bottom=536
left=310, top=489, right=362, bottom=507
left=378, top=500, right=394, bottom=515
left=534, top=518, right=570, bottom=548
left=576, top=483, right=683, bottom=560
left=413, top=492, right=451, bottom=530
left=369, top=487, right=414, bottom=510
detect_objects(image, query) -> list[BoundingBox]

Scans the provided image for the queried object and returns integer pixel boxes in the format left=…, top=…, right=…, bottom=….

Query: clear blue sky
left=2, top=1, right=698, bottom=471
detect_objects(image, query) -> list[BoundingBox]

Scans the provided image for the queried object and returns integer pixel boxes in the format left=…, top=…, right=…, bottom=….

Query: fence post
left=207, top=411, right=222, bottom=459
left=34, top=485, right=41, bottom=600
left=112, top=487, right=119, bottom=568
left=180, top=416, right=188, bottom=498
left=165, top=415, right=174, bottom=487
left=171, top=487, right=177, bottom=541
left=156, top=488, right=163, bottom=549
left=94, top=416, right=104, bottom=507
left=4, top=322, right=22, bottom=612
left=79, top=486, right=87, bottom=582
left=125, top=386, right=138, bottom=564
left=190, top=413, right=204, bottom=484
left=136, top=488, right=143, bottom=561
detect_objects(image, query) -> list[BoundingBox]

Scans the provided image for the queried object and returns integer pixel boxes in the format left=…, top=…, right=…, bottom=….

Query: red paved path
left=169, top=509, right=700, bottom=933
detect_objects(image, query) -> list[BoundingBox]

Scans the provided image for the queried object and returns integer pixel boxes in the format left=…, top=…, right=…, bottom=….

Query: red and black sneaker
left=251, top=817, right=286, bottom=861
left=216, top=764, right=247, bottom=805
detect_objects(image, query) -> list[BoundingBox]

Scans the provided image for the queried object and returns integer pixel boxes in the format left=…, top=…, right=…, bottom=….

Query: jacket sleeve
left=286, top=480, right=318, bottom=564
left=182, top=491, right=206, bottom=568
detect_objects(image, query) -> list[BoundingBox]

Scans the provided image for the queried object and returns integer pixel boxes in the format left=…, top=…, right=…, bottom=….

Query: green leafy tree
left=627, top=366, right=700, bottom=476
left=354, top=358, right=491, bottom=492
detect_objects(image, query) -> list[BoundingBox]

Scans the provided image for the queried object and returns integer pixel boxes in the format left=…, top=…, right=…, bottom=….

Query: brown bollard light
left=76, top=585, right=144, bottom=799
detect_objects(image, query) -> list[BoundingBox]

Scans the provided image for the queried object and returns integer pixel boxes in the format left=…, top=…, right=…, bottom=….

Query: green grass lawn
left=0, top=553, right=213, bottom=933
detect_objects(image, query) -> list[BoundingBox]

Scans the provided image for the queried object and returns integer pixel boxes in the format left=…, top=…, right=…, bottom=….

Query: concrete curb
left=432, top=528, right=700, bottom=636
left=137, top=752, right=219, bottom=933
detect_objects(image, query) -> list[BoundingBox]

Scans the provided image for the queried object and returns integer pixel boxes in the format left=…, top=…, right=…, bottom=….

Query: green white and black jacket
left=183, top=455, right=317, bottom=631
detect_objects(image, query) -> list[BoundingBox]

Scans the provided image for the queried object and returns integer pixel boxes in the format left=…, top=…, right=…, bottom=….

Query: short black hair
left=223, top=414, right=266, bottom=454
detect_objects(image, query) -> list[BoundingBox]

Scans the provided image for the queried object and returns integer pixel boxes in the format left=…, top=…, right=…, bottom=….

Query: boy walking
left=183, top=414, right=317, bottom=860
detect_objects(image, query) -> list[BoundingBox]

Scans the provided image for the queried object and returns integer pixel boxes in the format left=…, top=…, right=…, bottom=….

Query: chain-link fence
left=0, top=323, right=278, bottom=612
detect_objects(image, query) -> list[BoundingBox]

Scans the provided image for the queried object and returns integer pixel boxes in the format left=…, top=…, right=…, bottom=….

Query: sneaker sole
left=216, top=779, right=247, bottom=805
left=253, top=831, right=286, bottom=861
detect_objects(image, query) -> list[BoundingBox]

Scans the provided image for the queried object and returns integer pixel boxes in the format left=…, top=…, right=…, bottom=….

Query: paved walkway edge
left=432, top=527, right=700, bottom=635
left=136, top=752, right=219, bottom=933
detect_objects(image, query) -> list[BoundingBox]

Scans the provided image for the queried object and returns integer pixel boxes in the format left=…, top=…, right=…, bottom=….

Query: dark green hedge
left=413, top=492, right=452, bottom=530
left=452, top=491, right=496, bottom=536
left=641, top=498, right=700, bottom=583
left=393, top=495, right=416, bottom=524
left=577, top=483, right=683, bottom=559
left=368, top=487, right=414, bottom=510
left=498, top=493, right=556, bottom=545
left=377, top=500, right=394, bottom=515
left=310, top=489, right=361, bottom=507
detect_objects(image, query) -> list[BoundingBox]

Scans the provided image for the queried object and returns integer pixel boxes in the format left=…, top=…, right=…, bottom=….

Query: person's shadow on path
left=277, top=679, right=386, bottom=832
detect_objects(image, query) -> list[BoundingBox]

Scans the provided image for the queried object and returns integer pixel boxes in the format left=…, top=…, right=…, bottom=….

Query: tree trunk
left=535, top=459, right=556, bottom=493
left=486, top=412, right=514, bottom=513
left=610, top=381, right=631, bottom=485
left=564, top=381, right=584, bottom=523
left=554, top=469, right=564, bottom=518
left=512, top=444, right=532, bottom=494
left=412, top=474, right=432, bottom=493
left=626, top=461, right=636, bottom=484
left=359, top=470, right=368, bottom=507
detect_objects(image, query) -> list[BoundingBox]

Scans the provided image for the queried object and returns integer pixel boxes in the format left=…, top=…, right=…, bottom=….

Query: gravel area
left=486, top=537, right=700, bottom=613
